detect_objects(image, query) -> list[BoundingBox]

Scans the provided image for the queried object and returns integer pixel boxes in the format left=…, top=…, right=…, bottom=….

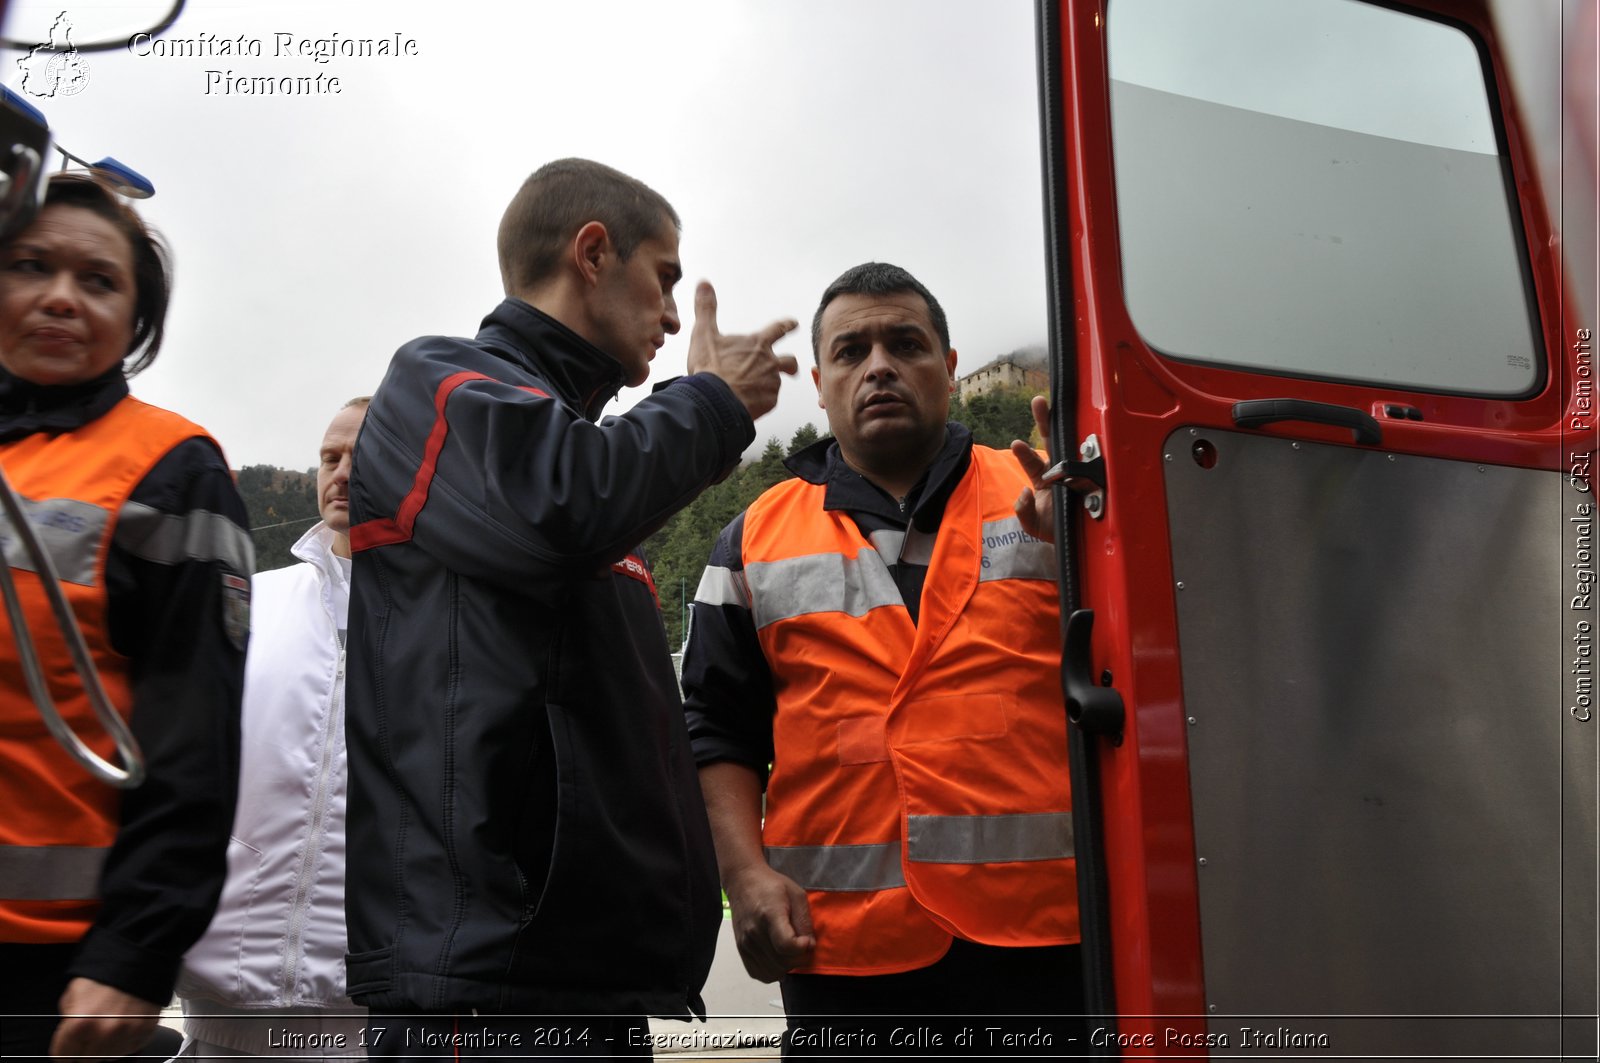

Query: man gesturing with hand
left=686, top=280, right=798, bottom=420
left=342, top=158, right=796, bottom=1060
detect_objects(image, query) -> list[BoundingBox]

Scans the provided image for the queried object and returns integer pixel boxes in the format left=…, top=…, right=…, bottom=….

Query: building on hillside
left=956, top=347, right=1048, bottom=401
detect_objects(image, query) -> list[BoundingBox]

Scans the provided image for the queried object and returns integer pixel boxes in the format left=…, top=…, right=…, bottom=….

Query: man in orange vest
left=682, top=262, right=1085, bottom=1057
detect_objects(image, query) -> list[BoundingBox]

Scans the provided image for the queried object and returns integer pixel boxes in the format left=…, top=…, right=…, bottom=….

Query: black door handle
left=1062, top=609, right=1124, bottom=738
left=1231, top=398, right=1382, bottom=446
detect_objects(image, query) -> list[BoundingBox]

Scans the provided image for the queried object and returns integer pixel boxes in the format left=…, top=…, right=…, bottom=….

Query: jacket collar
left=0, top=365, right=129, bottom=442
left=476, top=298, right=626, bottom=422
left=785, top=422, right=975, bottom=530
left=291, top=521, right=349, bottom=586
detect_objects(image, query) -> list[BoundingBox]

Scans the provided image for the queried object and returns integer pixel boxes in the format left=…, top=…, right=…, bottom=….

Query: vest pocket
left=893, top=692, right=1010, bottom=745
left=837, top=716, right=890, bottom=765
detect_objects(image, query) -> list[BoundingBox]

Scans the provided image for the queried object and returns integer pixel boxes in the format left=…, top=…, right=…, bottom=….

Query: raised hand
left=1010, top=394, right=1057, bottom=544
left=686, top=281, right=799, bottom=420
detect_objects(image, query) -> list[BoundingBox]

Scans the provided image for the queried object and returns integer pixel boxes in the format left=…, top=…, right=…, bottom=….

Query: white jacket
left=178, top=523, right=358, bottom=1013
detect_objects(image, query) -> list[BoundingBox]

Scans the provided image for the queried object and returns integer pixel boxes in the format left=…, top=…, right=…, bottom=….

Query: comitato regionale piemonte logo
left=17, top=11, right=91, bottom=98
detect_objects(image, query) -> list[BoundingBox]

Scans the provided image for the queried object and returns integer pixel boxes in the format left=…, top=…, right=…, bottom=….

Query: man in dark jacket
left=343, top=158, right=798, bottom=1059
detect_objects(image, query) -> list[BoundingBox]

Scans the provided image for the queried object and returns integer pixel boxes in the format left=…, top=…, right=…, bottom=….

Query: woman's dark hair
left=35, top=173, right=172, bottom=375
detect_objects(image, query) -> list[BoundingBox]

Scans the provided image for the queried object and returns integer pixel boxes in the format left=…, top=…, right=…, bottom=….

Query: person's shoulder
left=116, top=395, right=210, bottom=438
left=385, top=326, right=549, bottom=399
left=394, top=329, right=478, bottom=359
left=129, top=436, right=241, bottom=517
left=971, top=441, right=1032, bottom=481
left=103, top=397, right=229, bottom=482
left=247, top=558, right=320, bottom=613
left=388, top=331, right=489, bottom=382
left=252, top=557, right=318, bottom=586
left=744, top=475, right=816, bottom=523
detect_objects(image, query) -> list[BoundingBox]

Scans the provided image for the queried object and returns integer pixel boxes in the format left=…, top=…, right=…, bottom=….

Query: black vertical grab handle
left=1231, top=399, right=1383, bottom=446
left=1063, top=609, right=1125, bottom=737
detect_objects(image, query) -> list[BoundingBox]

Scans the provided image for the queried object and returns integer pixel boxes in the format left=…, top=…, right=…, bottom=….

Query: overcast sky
left=2, top=0, right=1049, bottom=470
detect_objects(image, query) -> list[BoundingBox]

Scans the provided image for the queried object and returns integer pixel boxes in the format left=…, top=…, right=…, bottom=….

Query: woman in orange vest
left=0, top=173, right=251, bottom=1063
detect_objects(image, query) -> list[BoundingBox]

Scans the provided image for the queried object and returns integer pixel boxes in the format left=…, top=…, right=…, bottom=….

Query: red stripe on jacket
left=350, top=373, right=548, bottom=551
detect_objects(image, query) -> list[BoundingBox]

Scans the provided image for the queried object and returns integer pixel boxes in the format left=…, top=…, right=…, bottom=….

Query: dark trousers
left=779, top=940, right=1088, bottom=1059
left=0, top=943, right=183, bottom=1063
left=362, top=1014, right=652, bottom=1062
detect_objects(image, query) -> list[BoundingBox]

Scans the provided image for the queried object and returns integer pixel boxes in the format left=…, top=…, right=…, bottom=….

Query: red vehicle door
left=1036, top=0, right=1597, bottom=1056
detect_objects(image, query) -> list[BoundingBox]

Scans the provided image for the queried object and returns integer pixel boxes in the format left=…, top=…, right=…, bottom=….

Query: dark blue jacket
left=343, top=299, right=747, bottom=1015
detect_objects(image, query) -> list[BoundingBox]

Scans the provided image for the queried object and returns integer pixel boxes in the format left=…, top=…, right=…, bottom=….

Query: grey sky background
left=2, top=0, right=1049, bottom=470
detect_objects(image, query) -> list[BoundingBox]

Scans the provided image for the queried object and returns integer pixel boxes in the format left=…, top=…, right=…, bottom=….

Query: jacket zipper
left=278, top=615, right=345, bottom=1002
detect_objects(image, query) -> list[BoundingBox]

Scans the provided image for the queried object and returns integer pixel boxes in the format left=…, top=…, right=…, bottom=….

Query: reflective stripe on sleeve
left=0, top=498, right=109, bottom=586
left=907, top=811, right=1074, bottom=865
left=978, top=517, right=1057, bottom=582
left=765, top=842, right=905, bottom=892
left=115, top=501, right=255, bottom=574
left=745, top=550, right=902, bottom=629
left=0, top=844, right=106, bottom=900
left=693, top=564, right=750, bottom=609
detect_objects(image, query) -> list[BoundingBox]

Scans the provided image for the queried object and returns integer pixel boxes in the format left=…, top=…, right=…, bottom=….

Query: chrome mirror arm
left=0, top=465, right=145, bottom=788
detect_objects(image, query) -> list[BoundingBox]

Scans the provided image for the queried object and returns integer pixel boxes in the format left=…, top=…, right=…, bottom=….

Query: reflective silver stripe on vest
left=115, top=501, right=255, bottom=574
left=766, top=842, right=906, bottom=892
left=766, top=813, right=1073, bottom=890
left=694, top=564, right=750, bottom=609
left=907, top=812, right=1074, bottom=865
left=869, top=528, right=937, bottom=566
left=0, top=498, right=110, bottom=586
left=868, top=528, right=904, bottom=564
left=978, top=517, right=1057, bottom=582
left=902, top=527, right=936, bottom=566
left=746, top=549, right=902, bottom=629
left=0, top=844, right=106, bottom=900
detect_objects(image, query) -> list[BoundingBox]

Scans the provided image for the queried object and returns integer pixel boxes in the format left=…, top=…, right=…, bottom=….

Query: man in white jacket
left=176, top=398, right=370, bottom=1058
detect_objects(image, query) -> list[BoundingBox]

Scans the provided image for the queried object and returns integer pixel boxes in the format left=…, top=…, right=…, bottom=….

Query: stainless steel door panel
left=1164, top=428, right=1589, bottom=1057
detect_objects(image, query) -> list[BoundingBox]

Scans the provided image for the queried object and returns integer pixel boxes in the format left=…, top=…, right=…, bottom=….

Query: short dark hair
left=811, top=261, right=950, bottom=360
left=497, top=158, right=680, bottom=296
left=34, top=173, right=172, bottom=376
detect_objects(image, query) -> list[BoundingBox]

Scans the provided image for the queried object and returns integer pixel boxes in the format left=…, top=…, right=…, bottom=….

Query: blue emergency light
left=54, top=147, right=155, bottom=199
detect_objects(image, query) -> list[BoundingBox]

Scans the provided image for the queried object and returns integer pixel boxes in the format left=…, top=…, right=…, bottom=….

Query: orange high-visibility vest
left=0, top=395, right=209, bottom=944
left=742, top=445, right=1078, bottom=976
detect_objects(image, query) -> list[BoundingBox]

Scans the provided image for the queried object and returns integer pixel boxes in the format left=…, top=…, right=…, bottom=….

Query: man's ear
left=812, top=364, right=825, bottom=408
left=571, top=220, right=611, bottom=286
left=945, top=346, right=958, bottom=390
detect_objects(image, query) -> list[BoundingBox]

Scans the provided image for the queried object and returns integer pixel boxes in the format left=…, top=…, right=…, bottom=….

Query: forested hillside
left=235, top=465, right=319, bottom=573
left=232, top=386, right=1037, bottom=647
